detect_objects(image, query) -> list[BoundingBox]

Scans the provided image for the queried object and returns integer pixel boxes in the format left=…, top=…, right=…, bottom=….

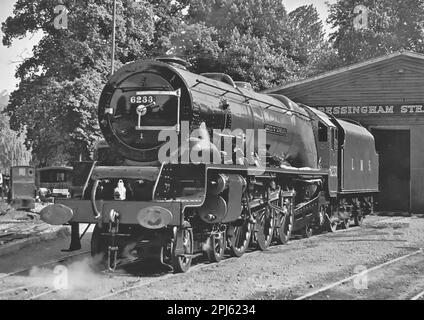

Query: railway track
left=93, top=226, right=366, bottom=300
left=0, top=250, right=90, bottom=300
left=295, top=248, right=424, bottom=300
left=93, top=218, right=413, bottom=300
left=1, top=219, right=421, bottom=300
left=0, top=250, right=90, bottom=280
left=0, top=223, right=391, bottom=300
left=411, top=289, right=424, bottom=300
left=3, top=226, right=342, bottom=300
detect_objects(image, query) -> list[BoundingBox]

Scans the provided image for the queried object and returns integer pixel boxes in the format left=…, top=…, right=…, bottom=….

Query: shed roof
left=264, top=51, right=424, bottom=106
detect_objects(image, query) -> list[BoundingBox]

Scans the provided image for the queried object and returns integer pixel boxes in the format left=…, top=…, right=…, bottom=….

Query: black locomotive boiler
left=41, top=57, right=379, bottom=272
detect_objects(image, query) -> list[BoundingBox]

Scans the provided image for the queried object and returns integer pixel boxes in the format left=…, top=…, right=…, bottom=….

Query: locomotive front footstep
left=40, top=56, right=379, bottom=273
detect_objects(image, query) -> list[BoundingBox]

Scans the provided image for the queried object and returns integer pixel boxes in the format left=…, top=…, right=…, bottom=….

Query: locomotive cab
left=305, top=106, right=339, bottom=196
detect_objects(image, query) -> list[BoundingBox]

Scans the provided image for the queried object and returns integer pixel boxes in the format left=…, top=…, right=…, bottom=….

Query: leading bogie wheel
left=205, top=231, right=226, bottom=263
left=171, top=221, right=193, bottom=273
left=228, top=219, right=253, bottom=257
left=255, top=206, right=276, bottom=251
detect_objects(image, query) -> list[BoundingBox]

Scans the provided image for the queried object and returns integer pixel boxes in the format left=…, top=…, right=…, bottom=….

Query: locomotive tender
left=40, top=57, right=379, bottom=272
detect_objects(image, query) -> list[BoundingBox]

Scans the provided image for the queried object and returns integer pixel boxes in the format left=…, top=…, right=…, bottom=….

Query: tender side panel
left=338, top=120, right=379, bottom=193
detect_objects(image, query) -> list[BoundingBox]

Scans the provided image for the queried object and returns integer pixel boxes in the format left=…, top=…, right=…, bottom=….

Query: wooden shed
left=265, top=51, right=424, bottom=213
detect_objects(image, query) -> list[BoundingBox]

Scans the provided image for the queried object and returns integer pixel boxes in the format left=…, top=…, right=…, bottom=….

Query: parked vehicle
left=36, top=166, right=73, bottom=202
left=9, top=166, right=36, bottom=211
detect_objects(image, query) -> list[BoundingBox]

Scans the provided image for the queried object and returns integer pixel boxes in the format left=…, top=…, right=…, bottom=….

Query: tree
left=2, top=0, right=155, bottom=166
left=147, top=0, right=190, bottom=56
left=171, top=0, right=316, bottom=90
left=169, top=22, right=222, bottom=72
left=188, top=0, right=290, bottom=46
left=327, top=0, right=424, bottom=65
left=187, top=0, right=296, bottom=55
left=218, top=29, right=299, bottom=90
left=0, top=91, right=32, bottom=171
left=287, top=4, right=337, bottom=76
left=2, top=0, right=333, bottom=166
left=170, top=0, right=330, bottom=90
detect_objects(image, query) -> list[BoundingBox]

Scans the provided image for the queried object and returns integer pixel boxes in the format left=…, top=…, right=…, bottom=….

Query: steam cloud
left=28, top=254, right=104, bottom=294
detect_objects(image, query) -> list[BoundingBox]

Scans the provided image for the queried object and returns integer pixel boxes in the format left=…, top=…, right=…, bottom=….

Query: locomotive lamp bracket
left=109, top=209, right=120, bottom=223
left=136, top=102, right=155, bottom=129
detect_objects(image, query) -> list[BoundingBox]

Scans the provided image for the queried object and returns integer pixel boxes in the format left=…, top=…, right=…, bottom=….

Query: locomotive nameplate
left=265, top=124, right=288, bottom=136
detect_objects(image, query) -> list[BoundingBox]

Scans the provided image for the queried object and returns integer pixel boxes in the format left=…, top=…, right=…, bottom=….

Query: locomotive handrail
left=119, top=86, right=170, bottom=92
left=91, top=179, right=102, bottom=220
left=81, top=161, right=98, bottom=200
left=193, top=79, right=313, bottom=121
left=134, top=89, right=181, bottom=97
left=152, top=162, right=165, bottom=201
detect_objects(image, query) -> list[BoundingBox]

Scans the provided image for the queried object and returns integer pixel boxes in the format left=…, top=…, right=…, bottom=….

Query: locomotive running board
left=205, top=164, right=329, bottom=177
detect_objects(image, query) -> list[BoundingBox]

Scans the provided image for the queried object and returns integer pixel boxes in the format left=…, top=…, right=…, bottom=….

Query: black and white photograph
left=0, top=0, right=424, bottom=306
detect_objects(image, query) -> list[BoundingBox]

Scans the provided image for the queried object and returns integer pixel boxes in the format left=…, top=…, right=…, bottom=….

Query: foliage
left=2, top=0, right=334, bottom=163
left=327, top=0, right=424, bottom=65
left=147, top=0, right=190, bottom=56
left=169, top=22, right=222, bottom=72
left=0, top=91, right=32, bottom=171
left=2, top=0, right=155, bottom=166
left=219, top=29, right=299, bottom=90
left=171, top=1, right=330, bottom=90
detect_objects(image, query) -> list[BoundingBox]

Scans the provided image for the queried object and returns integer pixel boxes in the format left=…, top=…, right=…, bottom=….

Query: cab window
left=330, top=128, right=337, bottom=150
left=318, top=122, right=328, bottom=142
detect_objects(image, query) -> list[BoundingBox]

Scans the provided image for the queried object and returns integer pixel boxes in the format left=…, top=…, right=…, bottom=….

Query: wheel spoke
left=229, top=219, right=252, bottom=257
left=234, top=227, right=242, bottom=248
left=171, top=222, right=193, bottom=273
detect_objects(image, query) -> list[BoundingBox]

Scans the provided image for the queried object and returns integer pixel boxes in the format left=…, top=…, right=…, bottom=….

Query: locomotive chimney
left=234, top=81, right=253, bottom=91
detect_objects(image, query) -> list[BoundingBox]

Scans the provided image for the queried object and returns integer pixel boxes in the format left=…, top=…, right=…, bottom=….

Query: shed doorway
left=372, top=129, right=410, bottom=212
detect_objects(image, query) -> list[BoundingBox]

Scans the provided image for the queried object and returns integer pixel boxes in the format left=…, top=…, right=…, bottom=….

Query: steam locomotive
left=40, top=57, right=379, bottom=273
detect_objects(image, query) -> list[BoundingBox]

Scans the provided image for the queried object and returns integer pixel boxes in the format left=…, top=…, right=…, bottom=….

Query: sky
left=0, top=0, right=336, bottom=93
